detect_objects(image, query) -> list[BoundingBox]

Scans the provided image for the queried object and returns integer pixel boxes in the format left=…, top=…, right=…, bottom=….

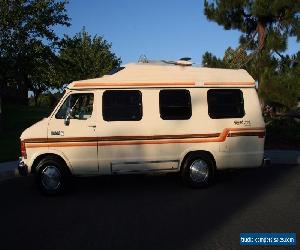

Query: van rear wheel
left=35, top=156, right=69, bottom=195
left=181, top=153, right=214, bottom=188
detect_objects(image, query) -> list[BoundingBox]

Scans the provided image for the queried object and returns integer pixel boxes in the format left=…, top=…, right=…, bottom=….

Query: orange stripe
left=26, top=142, right=97, bottom=148
left=25, top=127, right=264, bottom=148
left=24, top=137, right=98, bottom=143
left=98, top=137, right=221, bottom=146
left=73, top=81, right=255, bottom=88
left=228, top=131, right=265, bottom=137
left=73, top=82, right=195, bottom=88
left=24, top=133, right=220, bottom=143
left=204, top=82, right=255, bottom=86
left=98, top=128, right=264, bottom=146
left=99, top=128, right=226, bottom=146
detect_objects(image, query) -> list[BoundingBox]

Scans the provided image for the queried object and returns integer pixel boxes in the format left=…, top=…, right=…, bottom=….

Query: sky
left=54, top=0, right=299, bottom=66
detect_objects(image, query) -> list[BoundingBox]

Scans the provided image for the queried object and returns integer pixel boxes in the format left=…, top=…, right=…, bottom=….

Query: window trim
left=159, top=89, right=192, bottom=120
left=207, top=89, right=245, bottom=119
left=102, top=90, right=143, bottom=122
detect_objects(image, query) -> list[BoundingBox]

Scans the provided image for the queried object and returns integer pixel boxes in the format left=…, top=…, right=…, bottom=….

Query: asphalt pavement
left=0, top=162, right=299, bottom=250
left=0, top=160, right=18, bottom=181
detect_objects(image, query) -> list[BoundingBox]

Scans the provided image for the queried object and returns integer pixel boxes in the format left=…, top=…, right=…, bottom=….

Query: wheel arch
left=179, top=150, right=217, bottom=171
left=30, top=151, right=72, bottom=175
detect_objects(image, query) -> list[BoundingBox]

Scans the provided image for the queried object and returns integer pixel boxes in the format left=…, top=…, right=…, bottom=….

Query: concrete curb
left=265, top=150, right=300, bottom=165
left=0, top=168, right=20, bottom=181
left=0, top=161, right=19, bottom=182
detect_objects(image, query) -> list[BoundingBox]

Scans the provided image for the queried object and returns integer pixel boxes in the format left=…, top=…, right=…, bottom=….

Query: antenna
left=138, top=54, right=149, bottom=63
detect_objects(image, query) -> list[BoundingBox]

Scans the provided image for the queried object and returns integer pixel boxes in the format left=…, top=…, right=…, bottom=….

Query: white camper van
left=18, top=60, right=266, bottom=194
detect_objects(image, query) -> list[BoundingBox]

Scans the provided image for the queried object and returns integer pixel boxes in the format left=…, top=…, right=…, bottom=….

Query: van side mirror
left=64, top=113, right=71, bottom=126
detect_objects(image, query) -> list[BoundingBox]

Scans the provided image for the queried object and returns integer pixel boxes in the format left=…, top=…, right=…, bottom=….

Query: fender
left=178, top=145, right=218, bottom=169
left=28, top=148, right=73, bottom=173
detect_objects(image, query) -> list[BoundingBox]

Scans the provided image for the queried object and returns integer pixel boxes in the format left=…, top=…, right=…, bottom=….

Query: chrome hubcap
left=189, top=159, right=209, bottom=183
left=41, top=166, right=61, bottom=190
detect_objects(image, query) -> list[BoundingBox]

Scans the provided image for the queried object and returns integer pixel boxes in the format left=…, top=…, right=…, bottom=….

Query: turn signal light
left=21, top=141, right=27, bottom=159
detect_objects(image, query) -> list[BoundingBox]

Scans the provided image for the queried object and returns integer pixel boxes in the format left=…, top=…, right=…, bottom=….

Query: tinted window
left=207, top=89, right=244, bottom=118
left=55, top=93, right=94, bottom=120
left=102, top=90, right=142, bottom=121
left=159, top=89, right=192, bottom=120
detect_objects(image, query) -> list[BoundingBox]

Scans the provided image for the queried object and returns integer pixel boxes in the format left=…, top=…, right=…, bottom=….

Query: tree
left=53, top=28, right=121, bottom=88
left=204, top=1, right=300, bottom=52
left=202, top=52, right=226, bottom=68
left=260, top=52, right=300, bottom=110
left=203, top=1, right=300, bottom=82
left=203, top=1, right=300, bottom=110
left=0, top=0, right=70, bottom=104
left=28, top=42, right=59, bottom=106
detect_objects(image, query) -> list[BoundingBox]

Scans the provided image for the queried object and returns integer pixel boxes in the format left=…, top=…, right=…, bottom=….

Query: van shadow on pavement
left=0, top=164, right=299, bottom=250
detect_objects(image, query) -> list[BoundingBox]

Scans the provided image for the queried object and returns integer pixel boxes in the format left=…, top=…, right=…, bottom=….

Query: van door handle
left=88, top=125, right=96, bottom=128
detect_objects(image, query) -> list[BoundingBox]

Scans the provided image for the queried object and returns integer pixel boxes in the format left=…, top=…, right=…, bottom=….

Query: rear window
left=159, top=89, right=192, bottom=120
left=102, top=90, right=142, bottom=121
left=207, top=89, right=244, bottom=119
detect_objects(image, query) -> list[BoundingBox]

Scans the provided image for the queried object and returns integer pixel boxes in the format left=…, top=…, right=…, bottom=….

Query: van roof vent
left=161, top=57, right=193, bottom=66
left=138, top=57, right=193, bottom=66
left=175, top=60, right=192, bottom=66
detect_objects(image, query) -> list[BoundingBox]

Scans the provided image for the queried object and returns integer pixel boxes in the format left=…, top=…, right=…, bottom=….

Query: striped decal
left=228, top=131, right=265, bottom=138
left=73, top=82, right=196, bottom=88
left=204, top=82, right=255, bottom=86
left=72, top=82, right=255, bottom=88
left=25, top=127, right=265, bottom=148
left=26, top=142, right=97, bottom=148
left=24, top=137, right=98, bottom=143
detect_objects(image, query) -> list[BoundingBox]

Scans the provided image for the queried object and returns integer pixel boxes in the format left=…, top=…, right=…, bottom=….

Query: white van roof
left=68, top=62, right=255, bottom=89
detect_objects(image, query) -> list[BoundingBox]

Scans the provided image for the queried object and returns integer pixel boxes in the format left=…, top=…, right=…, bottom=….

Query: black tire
left=181, top=153, right=215, bottom=188
left=35, top=156, right=70, bottom=195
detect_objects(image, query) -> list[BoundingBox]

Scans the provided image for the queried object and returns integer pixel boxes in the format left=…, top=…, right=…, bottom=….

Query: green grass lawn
left=0, top=104, right=51, bottom=162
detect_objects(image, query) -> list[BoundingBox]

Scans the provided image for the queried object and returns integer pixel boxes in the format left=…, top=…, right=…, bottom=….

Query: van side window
left=207, top=89, right=244, bottom=119
left=159, top=89, right=192, bottom=120
left=55, top=93, right=94, bottom=120
left=102, top=90, right=142, bottom=121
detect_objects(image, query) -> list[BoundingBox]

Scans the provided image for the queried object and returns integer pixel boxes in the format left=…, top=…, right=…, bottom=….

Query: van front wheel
left=35, top=156, right=69, bottom=195
left=181, top=153, right=214, bottom=188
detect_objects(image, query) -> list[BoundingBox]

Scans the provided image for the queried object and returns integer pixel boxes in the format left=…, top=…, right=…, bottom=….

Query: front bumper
left=18, top=157, right=28, bottom=176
